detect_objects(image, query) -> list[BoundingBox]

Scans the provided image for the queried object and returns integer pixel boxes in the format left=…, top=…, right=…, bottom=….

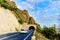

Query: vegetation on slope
left=15, top=12, right=24, bottom=24
left=36, top=25, right=60, bottom=40
left=35, top=24, right=49, bottom=40
left=0, top=0, right=16, bottom=11
left=35, top=31, right=49, bottom=40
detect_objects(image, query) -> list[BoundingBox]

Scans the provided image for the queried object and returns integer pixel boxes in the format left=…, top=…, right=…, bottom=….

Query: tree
left=42, top=27, right=57, bottom=40
left=36, top=24, right=42, bottom=33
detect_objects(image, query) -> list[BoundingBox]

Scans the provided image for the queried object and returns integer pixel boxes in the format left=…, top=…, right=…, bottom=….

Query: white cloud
left=15, top=1, right=34, bottom=10
left=33, top=1, right=60, bottom=25
left=22, top=2, right=34, bottom=9
left=26, top=0, right=45, bottom=3
left=10, top=0, right=13, bottom=1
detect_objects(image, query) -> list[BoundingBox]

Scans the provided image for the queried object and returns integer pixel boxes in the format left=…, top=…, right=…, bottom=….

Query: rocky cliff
left=0, top=0, right=35, bottom=34
left=6, top=0, right=17, bottom=8
left=5, top=0, right=35, bottom=24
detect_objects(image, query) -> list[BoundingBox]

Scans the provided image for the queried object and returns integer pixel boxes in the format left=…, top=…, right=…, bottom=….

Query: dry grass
left=35, top=31, right=49, bottom=40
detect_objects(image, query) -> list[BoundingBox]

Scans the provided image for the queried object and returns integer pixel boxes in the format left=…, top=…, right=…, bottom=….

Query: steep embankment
left=0, top=7, right=20, bottom=34
left=0, top=0, right=35, bottom=34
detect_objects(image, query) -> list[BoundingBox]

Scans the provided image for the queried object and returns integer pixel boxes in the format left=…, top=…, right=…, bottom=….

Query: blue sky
left=13, top=0, right=60, bottom=28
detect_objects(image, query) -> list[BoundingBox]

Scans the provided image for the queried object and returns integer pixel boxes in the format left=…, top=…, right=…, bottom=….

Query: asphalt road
left=0, top=29, right=34, bottom=40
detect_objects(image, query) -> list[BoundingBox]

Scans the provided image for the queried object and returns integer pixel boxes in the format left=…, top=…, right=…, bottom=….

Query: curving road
left=0, top=29, right=34, bottom=40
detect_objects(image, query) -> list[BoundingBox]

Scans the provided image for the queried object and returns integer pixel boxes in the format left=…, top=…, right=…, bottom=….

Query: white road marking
left=0, top=33, right=19, bottom=40
left=24, top=30, right=33, bottom=40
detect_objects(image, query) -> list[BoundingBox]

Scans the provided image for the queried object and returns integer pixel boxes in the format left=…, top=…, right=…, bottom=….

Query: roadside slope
left=0, top=7, right=20, bottom=34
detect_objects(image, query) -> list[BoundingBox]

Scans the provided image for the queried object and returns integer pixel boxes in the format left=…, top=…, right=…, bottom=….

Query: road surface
left=0, top=29, right=34, bottom=40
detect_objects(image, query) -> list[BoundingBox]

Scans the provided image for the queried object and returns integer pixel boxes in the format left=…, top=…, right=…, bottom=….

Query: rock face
left=17, top=9, right=35, bottom=24
left=17, top=9, right=30, bottom=23
left=0, top=0, right=36, bottom=34
left=0, top=7, right=20, bottom=34
left=5, top=0, right=35, bottom=24
left=28, top=17, right=35, bottom=24
left=6, top=0, right=17, bottom=8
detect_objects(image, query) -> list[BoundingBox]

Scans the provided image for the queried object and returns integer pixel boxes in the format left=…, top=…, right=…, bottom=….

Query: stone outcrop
left=6, top=0, right=17, bottom=8
left=17, top=9, right=35, bottom=24
left=17, top=9, right=30, bottom=23
left=5, top=0, right=36, bottom=24
left=28, top=17, right=35, bottom=24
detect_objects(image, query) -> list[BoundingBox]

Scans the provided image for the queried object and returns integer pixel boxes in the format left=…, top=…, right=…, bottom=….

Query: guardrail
left=24, top=29, right=34, bottom=40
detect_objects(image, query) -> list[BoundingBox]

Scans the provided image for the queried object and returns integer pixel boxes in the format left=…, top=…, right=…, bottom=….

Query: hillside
left=5, top=0, right=35, bottom=24
left=0, top=0, right=35, bottom=34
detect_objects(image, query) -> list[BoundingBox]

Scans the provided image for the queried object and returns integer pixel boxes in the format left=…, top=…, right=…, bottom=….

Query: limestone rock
left=0, top=7, right=20, bottom=34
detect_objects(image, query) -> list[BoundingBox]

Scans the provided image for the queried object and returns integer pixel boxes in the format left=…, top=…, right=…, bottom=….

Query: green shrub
left=36, top=26, right=59, bottom=40
left=15, top=27, right=19, bottom=32
left=16, top=12, right=24, bottom=24
left=41, top=27, right=57, bottom=40
left=18, top=19, right=24, bottom=24
left=0, top=0, right=17, bottom=11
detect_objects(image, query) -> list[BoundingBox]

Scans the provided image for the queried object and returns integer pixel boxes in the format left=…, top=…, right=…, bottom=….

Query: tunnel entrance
left=29, top=26, right=35, bottom=30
